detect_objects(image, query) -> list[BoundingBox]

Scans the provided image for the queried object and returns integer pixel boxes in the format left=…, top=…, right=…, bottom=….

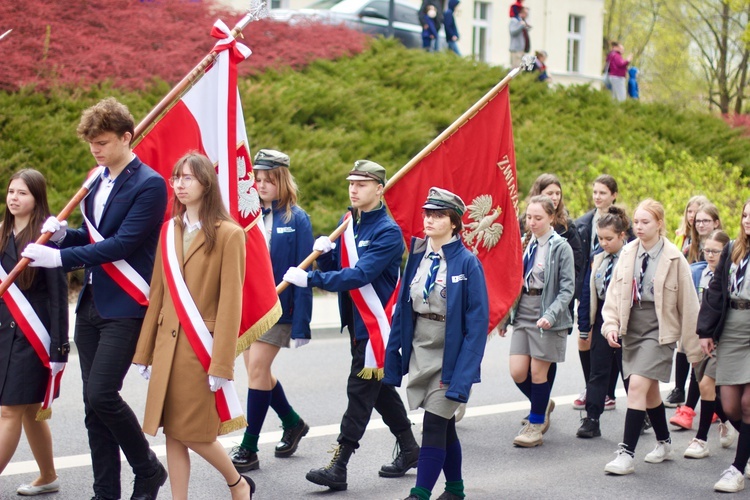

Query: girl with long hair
left=0, top=169, right=68, bottom=495
left=133, top=153, right=254, bottom=499
left=687, top=202, right=722, bottom=264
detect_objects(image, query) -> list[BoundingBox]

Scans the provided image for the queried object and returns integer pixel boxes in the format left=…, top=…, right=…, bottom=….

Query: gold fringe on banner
left=356, top=367, right=384, bottom=381
left=235, top=301, right=282, bottom=356
left=219, top=415, right=247, bottom=436
left=35, top=407, right=52, bottom=421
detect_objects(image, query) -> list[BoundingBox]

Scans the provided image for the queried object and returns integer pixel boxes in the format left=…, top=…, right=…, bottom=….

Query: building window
left=567, top=15, right=584, bottom=73
left=472, top=1, right=491, bottom=63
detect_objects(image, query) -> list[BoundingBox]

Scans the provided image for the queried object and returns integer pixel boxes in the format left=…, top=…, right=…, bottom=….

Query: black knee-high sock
left=622, top=409, right=646, bottom=455
left=732, top=423, right=750, bottom=472
left=515, top=377, right=532, bottom=399
left=685, top=370, right=700, bottom=409
left=646, top=403, right=671, bottom=442
left=579, top=350, right=591, bottom=385
left=547, top=363, right=557, bottom=390
left=674, top=352, right=689, bottom=392
left=696, top=400, right=716, bottom=442
left=607, top=359, right=619, bottom=398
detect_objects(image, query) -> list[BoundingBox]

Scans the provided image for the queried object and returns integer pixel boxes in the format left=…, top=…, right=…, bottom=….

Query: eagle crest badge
left=461, top=194, right=503, bottom=255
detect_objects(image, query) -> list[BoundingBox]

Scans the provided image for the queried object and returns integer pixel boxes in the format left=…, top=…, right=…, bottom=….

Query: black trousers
left=75, top=289, right=157, bottom=499
left=586, top=305, right=624, bottom=419
left=338, top=328, right=412, bottom=448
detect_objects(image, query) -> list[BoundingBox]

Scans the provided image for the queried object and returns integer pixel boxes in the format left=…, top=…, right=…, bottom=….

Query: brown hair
left=597, top=205, right=630, bottom=235
left=676, top=195, right=709, bottom=238
left=0, top=169, right=51, bottom=289
left=687, top=203, right=723, bottom=264
left=424, top=208, right=463, bottom=237
left=593, top=174, right=618, bottom=202
left=255, top=166, right=299, bottom=224
left=522, top=195, right=555, bottom=251
left=706, top=229, right=730, bottom=247
left=76, top=97, right=135, bottom=142
left=170, top=153, right=242, bottom=253
left=527, top=173, right=568, bottom=230
left=731, top=200, right=750, bottom=265
left=634, top=198, right=667, bottom=237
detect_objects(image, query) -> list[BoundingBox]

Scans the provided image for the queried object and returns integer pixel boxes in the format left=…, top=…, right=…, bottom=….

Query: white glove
left=313, top=236, right=336, bottom=254
left=22, top=244, right=62, bottom=268
left=283, top=267, right=309, bottom=288
left=209, top=375, right=228, bottom=392
left=292, top=338, right=310, bottom=348
left=136, top=364, right=151, bottom=380
left=41, top=216, right=68, bottom=243
left=49, top=362, right=65, bottom=377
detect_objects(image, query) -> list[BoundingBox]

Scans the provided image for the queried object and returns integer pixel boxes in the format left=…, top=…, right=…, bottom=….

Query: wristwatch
left=58, top=343, right=71, bottom=356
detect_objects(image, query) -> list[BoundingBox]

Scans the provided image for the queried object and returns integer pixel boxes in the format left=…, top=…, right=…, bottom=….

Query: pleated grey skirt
left=510, top=294, right=567, bottom=363
left=715, top=309, right=750, bottom=385
left=622, top=302, right=675, bottom=383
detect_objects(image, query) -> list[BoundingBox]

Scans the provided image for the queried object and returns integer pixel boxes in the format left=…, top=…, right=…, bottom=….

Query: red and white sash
left=160, top=221, right=245, bottom=434
left=340, top=212, right=399, bottom=380
left=80, top=167, right=149, bottom=306
left=0, top=265, right=62, bottom=420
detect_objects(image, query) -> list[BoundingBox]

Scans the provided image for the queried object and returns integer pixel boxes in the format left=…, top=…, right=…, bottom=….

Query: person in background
left=422, top=4, right=440, bottom=52
left=509, top=0, right=523, bottom=17
left=444, top=0, right=461, bottom=56
left=606, top=41, right=632, bottom=102
left=385, top=187, right=489, bottom=500
left=419, top=0, right=443, bottom=52
left=628, top=67, right=639, bottom=99
left=0, top=169, right=68, bottom=496
left=533, top=51, right=550, bottom=82
left=509, top=7, right=531, bottom=68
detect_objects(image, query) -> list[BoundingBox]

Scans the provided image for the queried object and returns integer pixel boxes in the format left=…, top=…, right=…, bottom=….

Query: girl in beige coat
left=133, top=153, right=253, bottom=499
left=602, top=199, right=700, bottom=476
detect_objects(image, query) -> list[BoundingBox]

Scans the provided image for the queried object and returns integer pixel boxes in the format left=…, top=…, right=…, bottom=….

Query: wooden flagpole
left=276, top=56, right=535, bottom=294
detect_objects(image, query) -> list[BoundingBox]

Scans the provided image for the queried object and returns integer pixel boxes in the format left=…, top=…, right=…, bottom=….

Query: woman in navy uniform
left=384, top=187, right=489, bottom=500
left=0, top=169, right=68, bottom=495
left=230, top=149, right=314, bottom=472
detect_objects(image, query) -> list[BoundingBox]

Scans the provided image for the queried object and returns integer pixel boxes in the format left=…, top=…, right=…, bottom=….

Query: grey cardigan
left=510, top=231, right=575, bottom=331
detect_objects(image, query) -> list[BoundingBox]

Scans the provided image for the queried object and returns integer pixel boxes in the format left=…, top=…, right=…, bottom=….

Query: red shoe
left=604, top=396, right=616, bottom=411
left=712, top=413, right=719, bottom=424
left=573, top=389, right=586, bottom=410
left=669, top=405, right=696, bottom=430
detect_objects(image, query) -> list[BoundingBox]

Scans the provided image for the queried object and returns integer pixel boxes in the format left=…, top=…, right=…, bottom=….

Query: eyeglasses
left=703, top=249, right=723, bottom=255
left=694, top=219, right=714, bottom=225
left=169, top=175, right=194, bottom=187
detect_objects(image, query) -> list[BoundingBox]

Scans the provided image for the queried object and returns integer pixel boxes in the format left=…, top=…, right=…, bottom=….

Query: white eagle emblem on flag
left=237, top=155, right=260, bottom=218
left=461, top=194, right=503, bottom=255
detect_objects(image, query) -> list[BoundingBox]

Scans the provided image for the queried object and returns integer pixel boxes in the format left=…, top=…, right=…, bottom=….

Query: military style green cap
left=346, top=160, right=386, bottom=185
left=253, top=149, right=290, bottom=170
left=422, top=187, right=466, bottom=216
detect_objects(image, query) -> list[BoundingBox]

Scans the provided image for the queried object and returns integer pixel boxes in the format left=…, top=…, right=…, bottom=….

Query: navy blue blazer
left=60, top=156, right=167, bottom=319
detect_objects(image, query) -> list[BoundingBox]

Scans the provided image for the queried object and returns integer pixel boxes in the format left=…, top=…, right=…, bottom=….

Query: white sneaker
left=715, top=466, right=745, bottom=492
left=605, top=445, right=635, bottom=475
left=720, top=422, right=738, bottom=449
left=16, top=479, right=60, bottom=496
left=644, top=440, right=674, bottom=463
left=683, top=438, right=709, bottom=459
left=513, top=422, right=543, bottom=447
left=541, top=399, right=555, bottom=434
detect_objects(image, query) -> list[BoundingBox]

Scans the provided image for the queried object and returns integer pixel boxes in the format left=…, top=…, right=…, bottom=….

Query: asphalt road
left=0, top=314, right=740, bottom=499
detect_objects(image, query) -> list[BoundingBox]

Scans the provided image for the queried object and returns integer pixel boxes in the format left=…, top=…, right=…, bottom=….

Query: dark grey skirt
left=715, top=309, right=750, bottom=385
left=257, top=322, right=292, bottom=348
left=510, top=294, right=567, bottom=363
left=622, top=302, right=675, bottom=383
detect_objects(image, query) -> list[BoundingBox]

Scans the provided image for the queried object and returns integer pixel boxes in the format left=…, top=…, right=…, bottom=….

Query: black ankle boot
left=379, top=430, right=420, bottom=478
left=305, top=443, right=355, bottom=491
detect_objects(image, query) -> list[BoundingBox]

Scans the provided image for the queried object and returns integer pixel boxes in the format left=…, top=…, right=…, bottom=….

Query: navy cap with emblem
left=422, top=187, right=466, bottom=216
left=253, top=149, right=290, bottom=170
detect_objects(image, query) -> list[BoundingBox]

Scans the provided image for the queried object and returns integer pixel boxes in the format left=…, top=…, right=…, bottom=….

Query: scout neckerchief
left=160, top=220, right=246, bottom=434
left=522, top=238, right=538, bottom=291
left=340, top=211, right=399, bottom=380
left=0, top=263, right=62, bottom=421
left=80, top=166, right=150, bottom=306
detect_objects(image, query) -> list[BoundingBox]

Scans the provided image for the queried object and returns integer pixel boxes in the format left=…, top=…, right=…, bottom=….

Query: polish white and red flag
left=134, top=19, right=281, bottom=351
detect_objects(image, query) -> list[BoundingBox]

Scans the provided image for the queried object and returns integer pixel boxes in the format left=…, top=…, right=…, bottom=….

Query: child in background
left=422, top=4, right=439, bottom=52
left=628, top=67, right=639, bottom=99
left=444, top=0, right=461, bottom=56
left=509, top=0, right=524, bottom=17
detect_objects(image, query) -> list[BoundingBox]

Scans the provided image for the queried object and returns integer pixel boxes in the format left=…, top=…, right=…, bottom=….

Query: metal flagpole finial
left=246, top=0, right=269, bottom=21
left=520, top=54, right=536, bottom=72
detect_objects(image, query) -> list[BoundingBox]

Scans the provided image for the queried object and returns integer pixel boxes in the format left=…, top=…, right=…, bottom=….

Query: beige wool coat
left=133, top=218, right=246, bottom=442
left=601, top=237, right=702, bottom=363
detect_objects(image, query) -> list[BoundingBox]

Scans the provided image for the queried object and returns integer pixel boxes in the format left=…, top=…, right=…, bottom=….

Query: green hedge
left=2, top=38, right=749, bottom=237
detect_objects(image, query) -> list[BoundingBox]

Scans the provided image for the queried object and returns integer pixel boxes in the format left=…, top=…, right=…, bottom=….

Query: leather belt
left=419, top=313, right=446, bottom=322
left=523, top=288, right=543, bottom=296
left=730, top=300, right=750, bottom=310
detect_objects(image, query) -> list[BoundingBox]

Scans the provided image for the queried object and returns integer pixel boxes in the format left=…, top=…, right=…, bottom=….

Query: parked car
left=270, top=0, right=424, bottom=49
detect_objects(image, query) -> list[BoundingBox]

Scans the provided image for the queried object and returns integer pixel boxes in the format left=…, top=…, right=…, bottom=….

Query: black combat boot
left=305, top=443, right=355, bottom=491
left=379, top=430, right=420, bottom=478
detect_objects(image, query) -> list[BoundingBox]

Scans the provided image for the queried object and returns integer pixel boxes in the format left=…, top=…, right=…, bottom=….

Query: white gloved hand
left=208, top=375, right=228, bottom=392
left=22, top=244, right=62, bottom=268
left=283, top=267, right=309, bottom=288
left=41, top=216, right=68, bottom=243
left=136, top=364, right=151, bottom=381
left=49, top=362, right=66, bottom=377
left=313, top=236, right=336, bottom=254
left=292, top=338, right=310, bottom=349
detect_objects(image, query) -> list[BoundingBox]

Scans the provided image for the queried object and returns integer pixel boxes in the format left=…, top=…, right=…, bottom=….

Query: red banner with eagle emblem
left=384, top=86, right=522, bottom=331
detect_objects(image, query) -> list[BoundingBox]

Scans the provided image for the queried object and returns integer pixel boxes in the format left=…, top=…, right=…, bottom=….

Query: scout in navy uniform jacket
left=268, top=201, right=314, bottom=339
left=383, top=236, right=489, bottom=403
left=311, top=203, right=404, bottom=341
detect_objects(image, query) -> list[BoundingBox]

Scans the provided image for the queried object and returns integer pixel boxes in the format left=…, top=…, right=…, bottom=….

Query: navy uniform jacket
left=697, top=242, right=734, bottom=341
left=268, top=202, right=314, bottom=339
left=60, top=156, right=167, bottom=319
left=383, top=236, right=489, bottom=403
left=309, top=204, right=403, bottom=342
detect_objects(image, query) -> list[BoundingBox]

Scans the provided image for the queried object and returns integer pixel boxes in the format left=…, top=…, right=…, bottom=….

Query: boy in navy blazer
left=23, top=98, right=168, bottom=500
